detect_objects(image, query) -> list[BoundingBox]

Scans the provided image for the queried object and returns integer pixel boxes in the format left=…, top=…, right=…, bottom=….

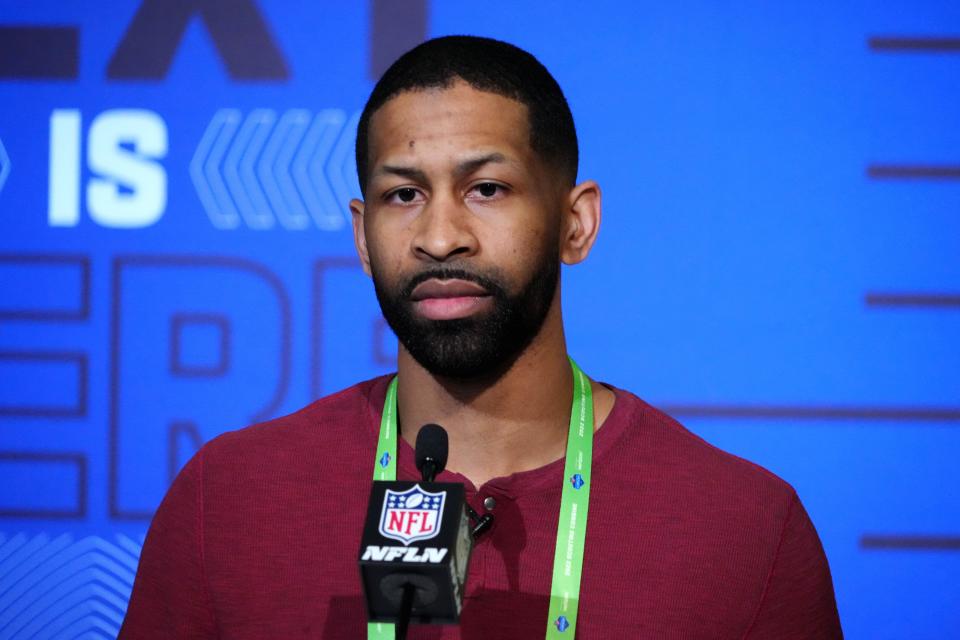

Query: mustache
left=399, top=267, right=507, bottom=300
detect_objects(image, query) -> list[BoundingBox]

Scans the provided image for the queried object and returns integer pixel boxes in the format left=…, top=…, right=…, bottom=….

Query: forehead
left=367, top=82, right=534, bottom=169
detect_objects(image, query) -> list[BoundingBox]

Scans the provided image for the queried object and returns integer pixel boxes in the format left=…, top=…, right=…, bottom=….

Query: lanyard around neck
left=368, top=358, right=594, bottom=639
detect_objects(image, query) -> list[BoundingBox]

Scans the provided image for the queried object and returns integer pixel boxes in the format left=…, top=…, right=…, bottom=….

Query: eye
left=385, top=187, right=424, bottom=205
left=468, top=182, right=506, bottom=200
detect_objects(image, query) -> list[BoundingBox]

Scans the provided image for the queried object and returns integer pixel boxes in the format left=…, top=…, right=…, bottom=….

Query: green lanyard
left=368, top=358, right=594, bottom=639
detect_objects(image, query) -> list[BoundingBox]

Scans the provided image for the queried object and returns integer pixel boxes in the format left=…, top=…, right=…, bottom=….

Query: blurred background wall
left=0, top=1, right=957, bottom=637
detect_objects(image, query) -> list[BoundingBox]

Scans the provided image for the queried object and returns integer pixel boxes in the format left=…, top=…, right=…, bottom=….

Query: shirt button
left=483, top=496, right=497, bottom=510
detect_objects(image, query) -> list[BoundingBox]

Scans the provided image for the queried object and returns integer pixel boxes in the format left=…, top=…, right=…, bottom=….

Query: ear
left=560, top=180, right=602, bottom=265
left=350, top=198, right=372, bottom=276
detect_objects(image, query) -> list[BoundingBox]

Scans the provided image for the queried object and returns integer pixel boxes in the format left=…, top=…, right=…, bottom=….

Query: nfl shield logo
left=379, top=484, right=446, bottom=545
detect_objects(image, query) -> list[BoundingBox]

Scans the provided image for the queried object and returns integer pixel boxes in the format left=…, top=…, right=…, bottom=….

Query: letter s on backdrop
left=86, top=109, right=168, bottom=228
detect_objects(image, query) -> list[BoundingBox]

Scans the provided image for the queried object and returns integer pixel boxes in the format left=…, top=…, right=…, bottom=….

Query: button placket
left=464, top=495, right=487, bottom=598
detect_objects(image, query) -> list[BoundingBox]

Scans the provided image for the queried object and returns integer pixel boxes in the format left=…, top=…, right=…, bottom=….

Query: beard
left=372, top=247, right=560, bottom=381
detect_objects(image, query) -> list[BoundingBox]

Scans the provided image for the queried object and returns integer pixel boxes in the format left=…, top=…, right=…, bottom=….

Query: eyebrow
left=374, top=152, right=509, bottom=184
left=453, top=153, right=507, bottom=179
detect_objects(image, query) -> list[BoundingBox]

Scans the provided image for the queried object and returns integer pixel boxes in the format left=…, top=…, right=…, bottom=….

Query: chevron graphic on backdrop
left=191, top=108, right=361, bottom=231
left=0, top=532, right=142, bottom=639
left=0, top=135, right=10, bottom=196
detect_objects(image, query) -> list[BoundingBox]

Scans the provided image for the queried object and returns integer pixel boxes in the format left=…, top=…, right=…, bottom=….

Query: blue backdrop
left=0, top=1, right=958, bottom=638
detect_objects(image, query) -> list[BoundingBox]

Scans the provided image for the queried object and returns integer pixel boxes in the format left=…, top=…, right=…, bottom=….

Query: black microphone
left=415, top=424, right=448, bottom=483
left=359, top=424, right=473, bottom=637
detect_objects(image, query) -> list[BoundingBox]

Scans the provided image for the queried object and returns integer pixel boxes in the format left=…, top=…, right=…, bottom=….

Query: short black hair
left=355, top=35, right=578, bottom=195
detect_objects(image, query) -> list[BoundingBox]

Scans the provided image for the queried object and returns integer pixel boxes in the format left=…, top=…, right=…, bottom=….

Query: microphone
left=415, top=424, right=447, bottom=483
left=359, top=424, right=473, bottom=637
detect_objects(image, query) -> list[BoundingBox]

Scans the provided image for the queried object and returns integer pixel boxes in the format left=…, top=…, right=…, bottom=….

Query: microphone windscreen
left=415, top=424, right=448, bottom=475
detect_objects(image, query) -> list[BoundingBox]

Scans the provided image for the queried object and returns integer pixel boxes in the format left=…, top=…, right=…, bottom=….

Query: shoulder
left=198, top=375, right=390, bottom=473
left=584, top=388, right=839, bottom=636
left=593, top=387, right=805, bottom=577
left=599, top=387, right=797, bottom=517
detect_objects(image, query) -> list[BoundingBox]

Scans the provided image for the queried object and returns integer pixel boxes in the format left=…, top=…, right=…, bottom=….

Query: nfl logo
left=379, top=484, right=447, bottom=545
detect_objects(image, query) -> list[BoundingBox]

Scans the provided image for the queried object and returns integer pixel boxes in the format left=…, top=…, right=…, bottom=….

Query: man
left=121, top=36, right=842, bottom=638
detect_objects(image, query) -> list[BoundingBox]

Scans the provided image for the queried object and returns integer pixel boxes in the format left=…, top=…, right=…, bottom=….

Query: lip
left=410, top=278, right=489, bottom=301
left=409, top=278, right=492, bottom=320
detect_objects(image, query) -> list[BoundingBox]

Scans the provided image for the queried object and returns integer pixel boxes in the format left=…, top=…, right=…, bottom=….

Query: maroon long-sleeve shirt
left=120, top=376, right=842, bottom=638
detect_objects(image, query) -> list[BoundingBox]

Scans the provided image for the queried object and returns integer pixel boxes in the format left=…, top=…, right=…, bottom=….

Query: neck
left=396, top=303, right=574, bottom=489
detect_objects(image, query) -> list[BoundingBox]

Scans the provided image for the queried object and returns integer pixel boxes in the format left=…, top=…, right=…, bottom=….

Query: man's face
left=353, top=81, right=565, bottom=380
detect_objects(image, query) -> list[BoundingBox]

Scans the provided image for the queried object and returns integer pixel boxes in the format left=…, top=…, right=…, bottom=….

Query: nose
left=411, top=196, right=478, bottom=263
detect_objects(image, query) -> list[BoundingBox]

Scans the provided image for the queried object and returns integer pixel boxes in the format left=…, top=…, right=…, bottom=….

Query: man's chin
left=399, top=328, right=510, bottom=380
left=408, top=352, right=513, bottom=382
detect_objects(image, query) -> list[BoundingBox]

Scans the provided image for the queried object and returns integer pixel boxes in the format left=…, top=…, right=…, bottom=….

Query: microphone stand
left=396, top=583, right=416, bottom=640
left=393, top=455, right=438, bottom=639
